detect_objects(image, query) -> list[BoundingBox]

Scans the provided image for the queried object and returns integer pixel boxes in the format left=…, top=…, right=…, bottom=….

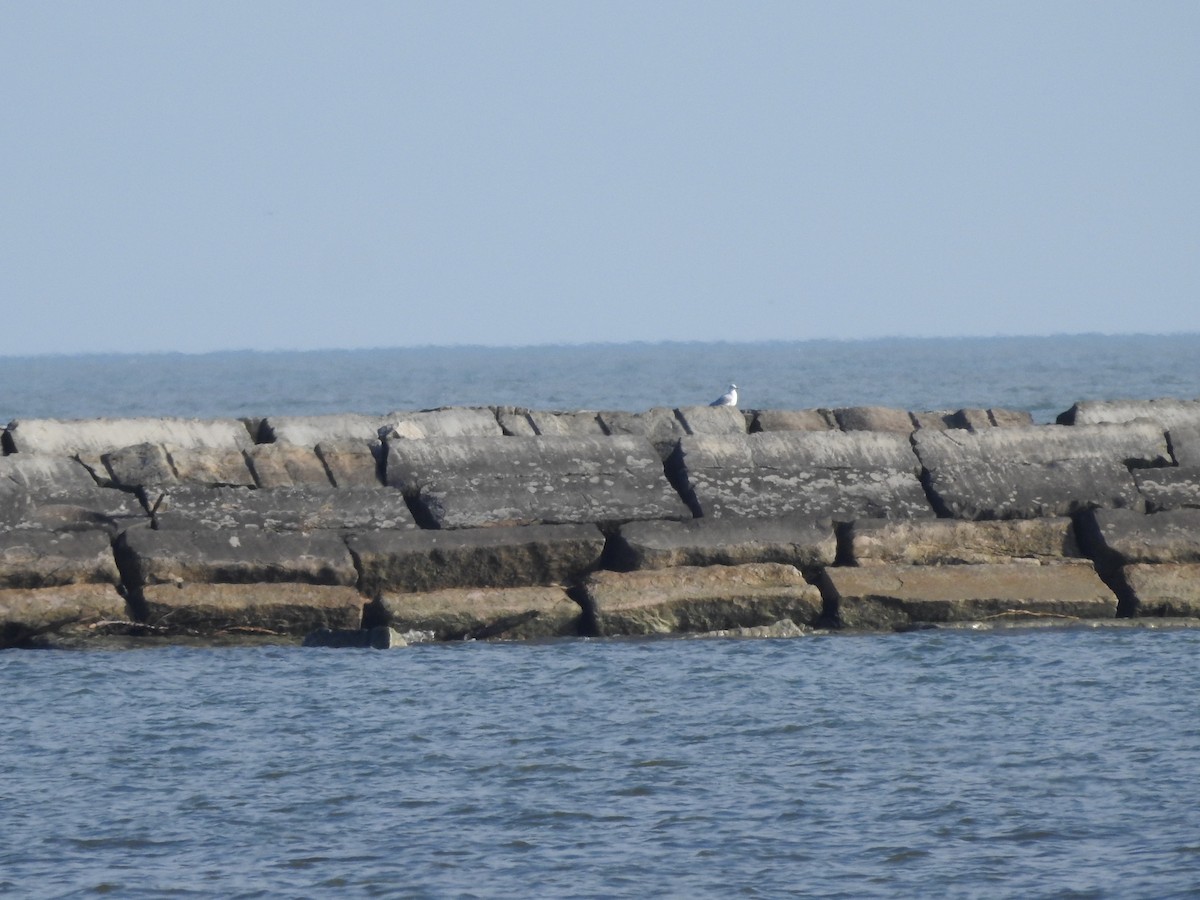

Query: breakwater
left=3, top=399, right=1200, bottom=649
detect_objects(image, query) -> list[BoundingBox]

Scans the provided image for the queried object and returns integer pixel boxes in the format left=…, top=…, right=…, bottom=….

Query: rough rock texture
left=387, top=435, right=691, bottom=528
left=1132, top=467, right=1200, bottom=512
left=303, top=625, right=408, bottom=649
left=820, top=562, right=1118, bottom=630
left=315, top=441, right=382, bottom=488
left=526, top=411, right=606, bottom=436
left=674, top=405, right=750, bottom=436
left=0, top=530, right=121, bottom=588
left=380, top=407, right=502, bottom=440
left=670, top=431, right=931, bottom=521
left=0, top=584, right=129, bottom=648
left=0, top=455, right=145, bottom=532
left=913, top=423, right=1169, bottom=520
left=3, top=417, right=253, bottom=457
left=168, top=446, right=257, bottom=487
left=140, top=583, right=364, bottom=634
left=581, top=563, right=824, bottom=636
left=1169, top=424, right=1200, bottom=467
left=245, top=444, right=333, bottom=488
left=103, top=443, right=178, bottom=488
left=846, top=517, right=1081, bottom=566
left=833, top=406, right=914, bottom=433
left=117, top=527, right=358, bottom=588
left=610, top=515, right=836, bottom=572
left=1057, top=398, right=1200, bottom=429
left=1080, top=508, right=1200, bottom=568
left=364, top=585, right=582, bottom=641
left=147, top=486, right=417, bottom=532
left=750, top=409, right=835, bottom=432
left=1122, top=564, right=1200, bottom=617
left=348, top=523, right=605, bottom=595
left=258, top=414, right=387, bottom=446
left=596, top=408, right=689, bottom=458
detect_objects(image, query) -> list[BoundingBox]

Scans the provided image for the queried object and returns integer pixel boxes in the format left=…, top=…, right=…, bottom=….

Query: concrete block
left=245, top=444, right=333, bottom=488
left=846, top=517, right=1081, bottom=566
left=364, top=585, right=583, bottom=641
left=833, top=406, right=914, bottom=432
left=140, top=583, right=364, bottom=634
left=1123, top=564, right=1200, bottom=617
left=0, top=529, right=121, bottom=588
left=1080, top=508, right=1200, bottom=567
left=675, top=405, right=749, bottom=435
left=147, top=486, right=417, bottom=532
left=380, top=407, right=502, bottom=440
left=751, top=409, right=836, bottom=432
left=611, top=515, right=836, bottom=572
left=0, top=584, right=129, bottom=648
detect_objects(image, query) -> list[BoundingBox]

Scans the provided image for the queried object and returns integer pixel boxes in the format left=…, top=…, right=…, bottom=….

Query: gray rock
left=496, top=407, right=538, bottom=436
left=3, top=416, right=254, bottom=457
left=581, top=563, right=824, bottom=636
left=674, top=405, right=749, bottom=436
left=147, top=486, right=417, bottom=532
left=168, top=446, right=256, bottom=487
left=526, top=411, right=606, bottom=436
left=0, top=584, right=130, bottom=648
left=1057, top=398, right=1200, bottom=428
left=380, top=407, right=502, bottom=440
left=819, top=562, right=1118, bottom=630
left=140, top=583, right=364, bottom=634
left=1080, top=508, right=1200, bottom=567
left=750, top=409, right=836, bottom=432
left=117, top=527, right=358, bottom=588
left=611, top=515, right=836, bottom=572
left=315, top=441, right=382, bottom=488
left=0, top=455, right=144, bottom=533
left=303, top=625, right=409, bottom=649
left=670, top=431, right=931, bottom=521
left=259, top=414, right=387, bottom=446
left=1133, top=467, right=1200, bottom=512
left=1169, top=424, right=1200, bottom=467
left=1122, top=564, right=1200, bottom=617
left=846, top=517, right=1081, bottom=566
left=596, top=408, right=689, bottom=458
left=347, top=523, right=605, bottom=595
left=245, top=444, right=333, bottom=488
left=387, top=435, right=690, bottom=529
left=0, top=529, right=121, bottom=588
left=364, top=585, right=583, bottom=641
left=833, top=406, right=914, bottom=432
left=103, top=443, right=178, bottom=488
left=913, top=422, right=1171, bottom=468
left=988, top=408, right=1036, bottom=428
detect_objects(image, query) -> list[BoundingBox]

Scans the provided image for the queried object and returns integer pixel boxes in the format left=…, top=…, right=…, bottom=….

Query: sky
left=2, top=1, right=1198, bottom=356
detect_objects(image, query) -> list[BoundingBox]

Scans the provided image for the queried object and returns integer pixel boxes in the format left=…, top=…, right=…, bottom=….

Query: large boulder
left=0, top=455, right=144, bottom=533
left=0, top=530, right=121, bottom=588
left=750, top=409, right=836, bottom=432
left=596, top=408, right=689, bottom=458
left=913, top=423, right=1168, bottom=519
left=102, top=443, right=255, bottom=489
left=257, top=414, right=387, bottom=446
left=146, top=486, right=417, bottom=532
left=116, top=527, right=358, bottom=588
left=379, top=407, right=502, bottom=440
left=0, top=584, right=129, bottom=648
left=316, top=441, right=383, bottom=488
left=1057, top=398, right=1200, bottom=429
left=669, top=431, right=931, bottom=521
left=819, top=562, right=1118, bottom=630
left=525, top=410, right=606, bottom=436
left=674, top=405, right=749, bottom=436
left=610, top=515, right=836, bottom=572
left=1169, top=424, right=1200, bottom=467
left=846, top=517, right=1081, bottom=566
left=580, top=563, right=824, bottom=636
left=1079, top=508, right=1200, bottom=568
left=1132, top=467, right=1200, bottom=513
left=245, top=444, right=334, bottom=488
left=364, top=585, right=583, bottom=641
left=832, top=406, right=914, bottom=432
left=1122, top=564, right=1200, bottom=618
left=386, top=435, right=691, bottom=528
left=140, top=583, right=364, bottom=635
left=347, top=523, right=605, bottom=595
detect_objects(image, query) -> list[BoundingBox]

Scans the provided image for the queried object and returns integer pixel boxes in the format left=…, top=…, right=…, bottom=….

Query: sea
left=2, top=334, right=1200, bottom=898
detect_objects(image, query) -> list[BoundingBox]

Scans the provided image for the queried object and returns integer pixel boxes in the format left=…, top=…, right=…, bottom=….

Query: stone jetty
left=4, top=399, right=1200, bottom=649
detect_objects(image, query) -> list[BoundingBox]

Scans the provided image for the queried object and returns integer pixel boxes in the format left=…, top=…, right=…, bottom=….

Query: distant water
left=4, top=335, right=1200, bottom=897
left=2, top=333, right=1198, bottom=423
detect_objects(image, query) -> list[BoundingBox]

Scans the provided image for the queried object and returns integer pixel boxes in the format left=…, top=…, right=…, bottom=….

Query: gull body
left=710, top=383, right=738, bottom=407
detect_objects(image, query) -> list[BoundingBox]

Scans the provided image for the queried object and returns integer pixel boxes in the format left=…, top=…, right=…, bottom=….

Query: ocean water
left=3, top=335, right=1200, bottom=897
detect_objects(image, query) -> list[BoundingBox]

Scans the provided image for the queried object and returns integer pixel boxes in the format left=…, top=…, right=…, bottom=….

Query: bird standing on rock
left=710, top=383, right=738, bottom=407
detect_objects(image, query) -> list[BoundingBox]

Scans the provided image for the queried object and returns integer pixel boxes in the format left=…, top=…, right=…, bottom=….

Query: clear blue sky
left=3, top=2, right=1198, bottom=356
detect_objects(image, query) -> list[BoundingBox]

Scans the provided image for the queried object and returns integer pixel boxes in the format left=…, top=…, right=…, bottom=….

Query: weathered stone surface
left=675, top=405, right=749, bottom=435
left=166, top=446, right=256, bottom=487
left=819, top=562, right=1118, bottom=630
left=526, top=411, right=605, bottom=436
left=303, top=625, right=408, bottom=649
left=365, top=585, right=582, bottom=640
left=833, top=406, right=914, bottom=433
left=611, top=515, right=836, bottom=572
left=751, top=409, right=835, bottom=432
left=315, top=441, right=382, bottom=488
left=0, top=455, right=144, bottom=532
left=1122, top=564, right=1200, bottom=617
left=0, top=530, right=120, bottom=588
left=0, top=584, right=129, bottom=647
left=101, top=443, right=256, bottom=489
left=148, top=486, right=417, bottom=532
left=258, top=414, right=387, bottom=446
left=4, top=417, right=252, bottom=457
left=140, top=583, right=363, bottom=634
left=581, top=563, right=824, bottom=636
left=917, top=408, right=1033, bottom=431
left=699, top=618, right=812, bottom=639
left=1080, top=508, right=1200, bottom=567
left=117, top=527, right=358, bottom=588
left=1133, top=467, right=1200, bottom=512
left=347, top=523, right=605, bottom=595
left=496, top=407, right=539, bottom=436
left=380, top=407, right=502, bottom=440
left=387, top=435, right=690, bottom=528
left=670, top=431, right=931, bottom=521
left=1169, top=424, right=1200, bottom=467
left=1057, top=398, right=1200, bottom=429
left=914, top=423, right=1167, bottom=520
left=847, top=517, right=1081, bottom=566
left=988, top=408, right=1036, bottom=428
left=245, top=444, right=333, bottom=488
left=103, top=443, right=177, bottom=488
left=596, top=408, right=689, bottom=458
